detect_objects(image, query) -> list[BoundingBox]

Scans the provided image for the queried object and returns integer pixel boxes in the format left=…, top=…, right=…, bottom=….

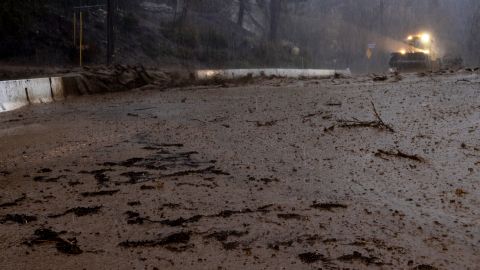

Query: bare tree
left=174, top=0, right=190, bottom=27
left=238, top=0, right=246, bottom=27
left=269, top=0, right=281, bottom=41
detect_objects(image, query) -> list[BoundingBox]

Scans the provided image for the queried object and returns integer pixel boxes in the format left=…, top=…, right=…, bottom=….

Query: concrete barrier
left=1, top=68, right=351, bottom=113
left=0, top=76, right=74, bottom=113
left=25, top=78, right=53, bottom=104
left=50, top=77, right=66, bottom=101
left=195, top=68, right=351, bottom=80
left=0, top=78, right=58, bottom=112
left=0, top=80, right=30, bottom=112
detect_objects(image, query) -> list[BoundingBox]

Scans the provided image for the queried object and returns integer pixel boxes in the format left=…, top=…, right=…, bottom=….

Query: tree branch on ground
left=375, top=149, right=425, bottom=163
left=333, top=101, right=394, bottom=132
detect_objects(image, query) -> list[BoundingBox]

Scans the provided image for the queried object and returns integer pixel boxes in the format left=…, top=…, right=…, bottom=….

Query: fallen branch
left=335, top=102, right=394, bottom=132
left=370, top=101, right=395, bottom=132
left=375, top=149, right=424, bottom=163
left=302, top=111, right=324, bottom=123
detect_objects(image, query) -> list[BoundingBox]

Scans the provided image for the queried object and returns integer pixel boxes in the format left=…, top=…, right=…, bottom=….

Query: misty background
left=1, top=0, right=479, bottom=73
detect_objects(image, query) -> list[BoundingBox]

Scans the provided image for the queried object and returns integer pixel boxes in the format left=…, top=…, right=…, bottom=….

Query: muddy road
left=0, top=73, right=479, bottom=269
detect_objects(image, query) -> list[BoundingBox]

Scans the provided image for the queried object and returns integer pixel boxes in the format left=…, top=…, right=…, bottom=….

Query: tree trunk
left=174, top=0, right=189, bottom=27
left=269, top=0, right=281, bottom=41
left=237, top=0, right=246, bottom=27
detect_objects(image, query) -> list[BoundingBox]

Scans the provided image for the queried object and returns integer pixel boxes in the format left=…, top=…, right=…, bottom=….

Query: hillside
left=0, top=0, right=307, bottom=70
left=1, top=0, right=479, bottom=72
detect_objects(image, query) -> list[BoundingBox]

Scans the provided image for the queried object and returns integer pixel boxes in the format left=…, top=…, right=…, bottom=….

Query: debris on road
left=310, top=202, right=347, bottom=211
left=1, top=214, right=37, bottom=224
left=371, top=74, right=388, bottom=81
left=80, top=189, right=120, bottom=197
left=333, top=102, right=394, bottom=132
left=298, top=252, right=330, bottom=264
left=119, top=231, right=191, bottom=248
left=1, top=72, right=477, bottom=269
left=205, top=230, right=248, bottom=242
left=0, top=194, right=26, bottom=208
left=375, top=149, right=424, bottom=163
left=48, top=206, right=102, bottom=218
left=337, top=251, right=383, bottom=266
left=25, top=229, right=83, bottom=255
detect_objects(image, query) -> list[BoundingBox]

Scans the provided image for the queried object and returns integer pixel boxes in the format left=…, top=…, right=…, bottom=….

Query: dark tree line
left=1, top=0, right=480, bottom=68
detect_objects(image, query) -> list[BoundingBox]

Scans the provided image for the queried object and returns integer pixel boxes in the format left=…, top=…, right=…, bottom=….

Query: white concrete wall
left=50, top=77, right=66, bottom=101
left=196, top=68, right=351, bottom=80
left=0, top=77, right=68, bottom=113
left=0, top=80, right=30, bottom=112
left=25, top=78, right=53, bottom=104
left=1, top=68, right=351, bottom=113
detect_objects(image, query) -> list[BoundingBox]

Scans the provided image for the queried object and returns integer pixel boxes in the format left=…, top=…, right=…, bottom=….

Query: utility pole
left=74, top=4, right=109, bottom=66
left=107, top=0, right=115, bottom=65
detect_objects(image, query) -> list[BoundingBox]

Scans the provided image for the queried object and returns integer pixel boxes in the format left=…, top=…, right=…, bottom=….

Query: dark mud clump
left=143, top=143, right=184, bottom=150
left=125, top=211, right=148, bottom=224
left=160, top=215, right=203, bottom=227
left=118, top=158, right=145, bottom=167
left=205, top=230, right=248, bottom=242
left=119, top=231, right=191, bottom=248
left=268, top=240, right=294, bottom=250
left=412, top=265, right=438, bottom=270
left=298, top=252, right=329, bottom=264
left=33, top=175, right=66, bottom=183
left=213, top=208, right=254, bottom=218
left=222, top=241, right=240, bottom=250
left=56, top=239, right=83, bottom=255
left=311, top=202, right=347, bottom=211
left=49, top=206, right=102, bottom=218
left=127, top=201, right=141, bottom=206
left=104, top=145, right=229, bottom=180
left=1, top=214, right=37, bottom=224
left=205, top=230, right=245, bottom=250
left=80, top=169, right=113, bottom=186
left=337, top=251, right=382, bottom=265
left=120, top=171, right=152, bottom=184
left=257, top=204, right=275, bottom=212
left=81, top=189, right=120, bottom=197
left=94, top=171, right=110, bottom=185
left=161, top=166, right=229, bottom=178
left=277, top=213, right=307, bottom=220
left=161, top=203, right=181, bottom=209
left=25, top=228, right=83, bottom=255
left=0, top=194, right=26, bottom=208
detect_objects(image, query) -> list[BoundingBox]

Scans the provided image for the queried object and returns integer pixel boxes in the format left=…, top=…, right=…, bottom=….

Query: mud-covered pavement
left=1, top=72, right=479, bottom=269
